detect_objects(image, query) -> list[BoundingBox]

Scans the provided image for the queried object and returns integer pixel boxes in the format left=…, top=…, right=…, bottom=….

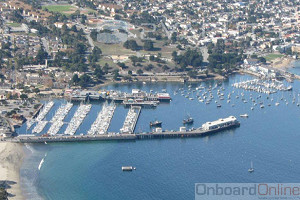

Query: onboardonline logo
left=195, top=183, right=300, bottom=200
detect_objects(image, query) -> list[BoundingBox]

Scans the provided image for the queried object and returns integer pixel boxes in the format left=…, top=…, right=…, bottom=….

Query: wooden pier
left=10, top=122, right=240, bottom=143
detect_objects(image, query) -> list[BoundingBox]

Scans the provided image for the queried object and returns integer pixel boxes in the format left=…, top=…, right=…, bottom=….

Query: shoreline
left=0, top=142, right=24, bottom=200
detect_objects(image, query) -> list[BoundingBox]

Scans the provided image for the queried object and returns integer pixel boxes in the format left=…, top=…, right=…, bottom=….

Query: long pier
left=12, top=122, right=240, bottom=143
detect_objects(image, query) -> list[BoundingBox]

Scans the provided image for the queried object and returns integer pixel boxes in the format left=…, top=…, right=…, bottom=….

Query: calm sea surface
left=17, top=72, right=300, bottom=200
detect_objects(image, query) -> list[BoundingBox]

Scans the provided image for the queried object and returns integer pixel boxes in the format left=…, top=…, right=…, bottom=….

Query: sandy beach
left=0, top=142, right=24, bottom=200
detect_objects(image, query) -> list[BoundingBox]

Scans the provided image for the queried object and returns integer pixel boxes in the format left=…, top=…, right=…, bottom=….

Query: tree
left=137, top=69, right=143, bottom=75
left=79, top=74, right=92, bottom=88
left=117, top=62, right=127, bottom=69
left=113, top=69, right=120, bottom=80
left=36, top=47, right=48, bottom=64
left=94, top=65, right=104, bottom=81
left=143, top=40, right=154, bottom=51
left=123, top=40, right=139, bottom=51
left=71, top=74, right=80, bottom=85
left=171, top=32, right=177, bottom=43
left=103, top=63, right=110, bottom=74
left=20, top=94, right=28, bottom=100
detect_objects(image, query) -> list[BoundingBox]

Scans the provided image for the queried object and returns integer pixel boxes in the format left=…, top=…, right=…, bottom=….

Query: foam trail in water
left=38, top=153, right=47, bottom=171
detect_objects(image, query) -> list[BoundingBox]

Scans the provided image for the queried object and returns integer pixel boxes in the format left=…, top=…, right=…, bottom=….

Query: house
left=244, top=58, right=259, bottom=65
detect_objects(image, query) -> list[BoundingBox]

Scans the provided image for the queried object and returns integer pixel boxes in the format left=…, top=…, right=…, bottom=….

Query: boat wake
left=38, top=153, right=47, bottom=171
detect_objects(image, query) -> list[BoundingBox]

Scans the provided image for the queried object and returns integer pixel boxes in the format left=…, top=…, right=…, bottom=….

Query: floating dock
left=27, top=101, right=54, bottom=130
left=120, top=106, right=141, bottom=134
left=48, top=102, right=73, bottom=135
left=35, top=101, right=54, bottom=121
left=32, top=121, right=48, bottom=134
left=64, top=104, right=91, bottom=135
left=87, top=103, right=116, bottom=135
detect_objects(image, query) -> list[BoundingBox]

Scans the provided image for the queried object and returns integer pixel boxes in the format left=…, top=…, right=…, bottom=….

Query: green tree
left=79, top=74, right=92, bottom=88
left=143, top=40, right=154, bottom=51
left=71, top=74, right=80, bottom=85
left=137, top=69, right=143, bottom=75
left=20, top=94, right=28, bottom=100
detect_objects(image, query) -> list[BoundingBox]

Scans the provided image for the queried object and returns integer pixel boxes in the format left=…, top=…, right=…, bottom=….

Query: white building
left=202, top=116, right=238, bottom=130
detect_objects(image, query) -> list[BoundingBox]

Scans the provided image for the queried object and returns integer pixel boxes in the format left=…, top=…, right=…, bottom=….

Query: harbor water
left=17, top=73, right=300, bottom=200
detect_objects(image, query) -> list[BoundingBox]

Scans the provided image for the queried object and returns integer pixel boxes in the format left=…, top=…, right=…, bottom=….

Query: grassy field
left=95, top=42, right=135, bottom=56
left=6, top=23, right=21, bottom=27
left=264, top=54, right=284, bottom=61
left=42, top=5, right=76, bottom=14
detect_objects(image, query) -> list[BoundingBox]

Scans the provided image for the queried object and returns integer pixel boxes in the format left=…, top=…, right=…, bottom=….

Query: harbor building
left=202, top=116, right=238, bottom=131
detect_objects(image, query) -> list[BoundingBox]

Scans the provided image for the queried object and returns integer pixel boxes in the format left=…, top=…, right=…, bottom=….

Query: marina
left=15, top=74, right=300, bottom=139
left=13, top=70, right=300, bottom=200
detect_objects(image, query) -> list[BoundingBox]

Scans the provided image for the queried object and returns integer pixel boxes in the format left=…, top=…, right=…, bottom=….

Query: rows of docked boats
left=48, top=102, right=73, bottom=135
left=64, top=104, right=91, bottom=135
left=87, top=103, right=116, bottom=135
left=120, top=106, right=141, bottom=134
left=32, top=121, right=48, bottom=134
left=232, top=79, right=292, bottom=94
left=27, top=101, right=54, bottom=130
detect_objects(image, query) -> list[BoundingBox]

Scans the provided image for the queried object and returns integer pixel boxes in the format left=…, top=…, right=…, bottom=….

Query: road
left=41, top=37, right=50, bottom=54
left=77, top=23, right=94, bottom=51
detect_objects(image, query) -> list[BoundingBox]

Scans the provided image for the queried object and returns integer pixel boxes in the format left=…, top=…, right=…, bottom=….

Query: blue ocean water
left=18, top=74, right=300, bottom=200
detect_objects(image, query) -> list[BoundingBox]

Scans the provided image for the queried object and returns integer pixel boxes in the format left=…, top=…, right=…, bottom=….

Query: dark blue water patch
left=108, top=105, right=128, bottom=133
left=63, top=103, right=79, bottom=123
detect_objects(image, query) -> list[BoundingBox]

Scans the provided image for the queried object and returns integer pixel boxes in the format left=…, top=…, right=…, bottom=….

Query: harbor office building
left=202, top=116, right=238, bottom=130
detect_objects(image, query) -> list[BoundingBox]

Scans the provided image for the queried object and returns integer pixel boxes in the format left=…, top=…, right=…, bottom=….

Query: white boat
left=240, top=114, right=249, bottom=118
left=248, top=161, right=254, bottom=173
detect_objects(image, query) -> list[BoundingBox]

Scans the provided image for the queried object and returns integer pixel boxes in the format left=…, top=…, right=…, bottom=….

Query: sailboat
left=248, top=161, right=254, bottom=173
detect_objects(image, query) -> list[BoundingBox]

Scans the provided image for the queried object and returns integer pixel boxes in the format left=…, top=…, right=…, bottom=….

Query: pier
left=120, top=106, right=141, bottom=134
left=69, top=89, right=171, bottom=105
left=87, top=103, right=116, bottom=135
left=11, top=121, right=240, bottom=143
